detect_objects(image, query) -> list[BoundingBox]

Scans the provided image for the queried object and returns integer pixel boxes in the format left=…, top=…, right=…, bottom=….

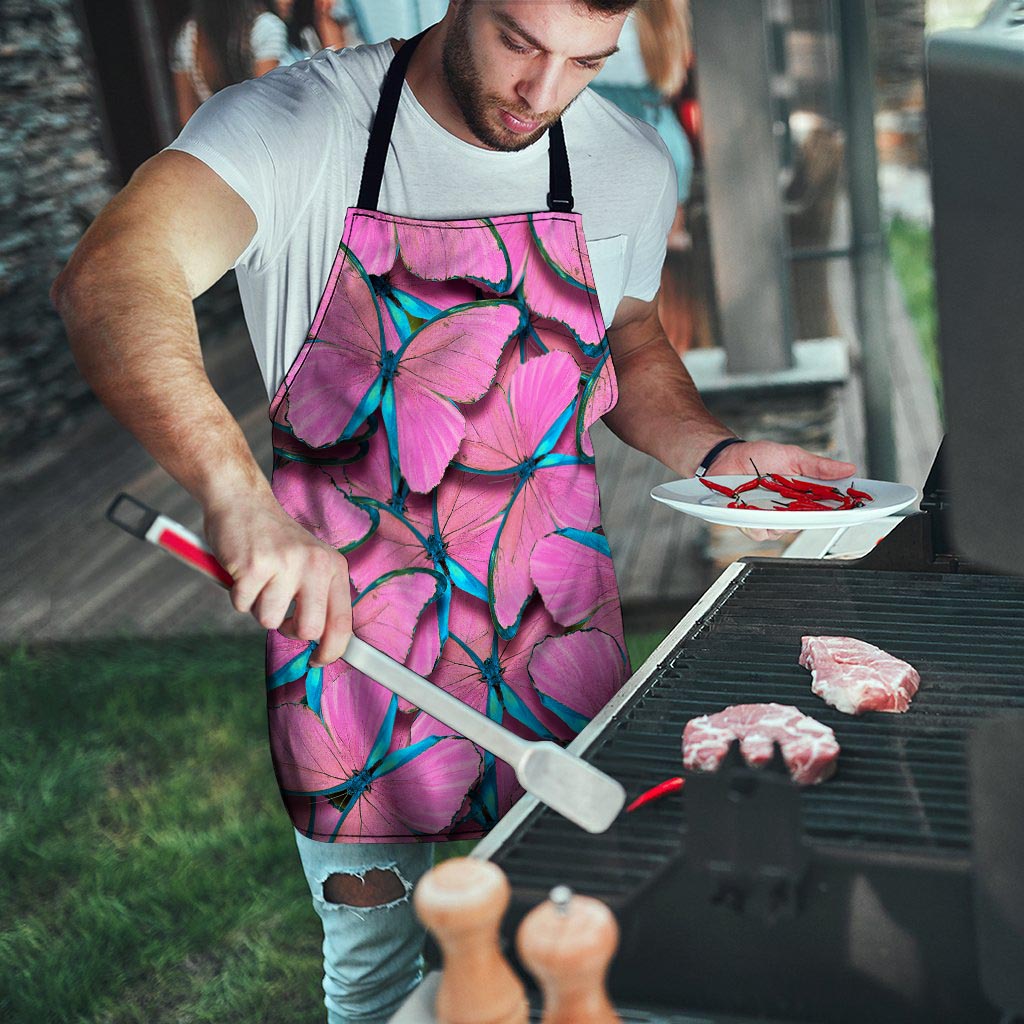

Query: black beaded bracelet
left=694, top=437, right=745, bottom=478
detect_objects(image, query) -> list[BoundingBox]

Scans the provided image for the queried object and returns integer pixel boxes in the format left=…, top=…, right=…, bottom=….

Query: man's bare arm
left=51, top=151, right=352, bottom=665
left=51, top=150, right=265, bottom=510
left=604, top=293, right=856, bottom=481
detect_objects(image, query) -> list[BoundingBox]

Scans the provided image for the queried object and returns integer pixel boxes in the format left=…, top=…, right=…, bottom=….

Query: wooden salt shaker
left=413, top=857, right=528, bottom=1024
left=516, top=885, right=621, bottom=1024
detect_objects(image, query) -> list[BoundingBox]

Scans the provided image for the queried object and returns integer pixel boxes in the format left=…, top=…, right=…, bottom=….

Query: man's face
left=442, top=1, right=627, bottom=152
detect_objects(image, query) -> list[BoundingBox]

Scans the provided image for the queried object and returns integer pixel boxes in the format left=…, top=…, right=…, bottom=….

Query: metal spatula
left=106, top=493, right=626, bottom=834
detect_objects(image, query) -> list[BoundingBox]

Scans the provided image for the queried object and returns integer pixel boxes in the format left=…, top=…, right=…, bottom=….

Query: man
left=52, top=2, right=855, bottom=1020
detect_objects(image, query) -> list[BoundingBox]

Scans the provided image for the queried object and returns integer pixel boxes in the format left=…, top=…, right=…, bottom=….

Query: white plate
left=650, top=476, right=920, bottom=530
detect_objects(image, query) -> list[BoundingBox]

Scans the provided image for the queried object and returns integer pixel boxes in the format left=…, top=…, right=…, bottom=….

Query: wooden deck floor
left=2, top=251, right=940, bottom=645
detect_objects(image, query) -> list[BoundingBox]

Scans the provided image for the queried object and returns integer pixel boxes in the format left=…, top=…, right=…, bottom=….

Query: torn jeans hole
left=317, top=863, right=413, bottom=920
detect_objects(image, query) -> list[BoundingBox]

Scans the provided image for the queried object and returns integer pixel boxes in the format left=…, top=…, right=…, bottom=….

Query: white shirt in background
left=170, top=12, right=289, bottom=102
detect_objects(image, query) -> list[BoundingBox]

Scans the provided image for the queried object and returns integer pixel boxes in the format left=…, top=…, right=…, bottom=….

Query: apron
left=264, top=30, right=630, bottom=844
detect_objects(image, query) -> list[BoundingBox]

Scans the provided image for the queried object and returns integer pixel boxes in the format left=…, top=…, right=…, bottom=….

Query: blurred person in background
left=171, top=0, right=289, bottom=127
left=276, top=0, right=350, bottom=62
left=592, top=0, right=693, bottom=243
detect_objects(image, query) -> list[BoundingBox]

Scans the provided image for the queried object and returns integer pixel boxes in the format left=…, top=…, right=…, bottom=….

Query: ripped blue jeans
left=294, top=829, right=436, bottom=1024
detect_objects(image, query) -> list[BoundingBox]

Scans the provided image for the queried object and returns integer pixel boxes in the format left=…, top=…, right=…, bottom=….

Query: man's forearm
left=603, top=329, right=735, bottom=478
left=52, top=254, right=272, bottom=514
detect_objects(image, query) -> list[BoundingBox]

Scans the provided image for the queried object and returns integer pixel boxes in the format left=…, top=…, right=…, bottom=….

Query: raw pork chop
left=682, top=703, right=839, bottom=785
left=799, top=636, right=920, bottom=716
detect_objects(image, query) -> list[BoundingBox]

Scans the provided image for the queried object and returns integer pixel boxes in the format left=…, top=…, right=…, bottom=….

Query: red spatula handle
left=106, top=492, right=234, bottom=588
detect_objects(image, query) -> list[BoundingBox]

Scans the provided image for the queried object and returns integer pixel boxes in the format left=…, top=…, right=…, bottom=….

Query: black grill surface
left=494, top=563, right=1024, bottom=902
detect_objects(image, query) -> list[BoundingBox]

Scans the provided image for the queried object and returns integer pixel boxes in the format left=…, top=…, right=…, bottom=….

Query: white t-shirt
left=167, top=40, right=677, bottom=401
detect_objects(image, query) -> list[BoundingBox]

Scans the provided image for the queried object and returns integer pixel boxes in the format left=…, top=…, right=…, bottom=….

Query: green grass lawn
left=0, top=628, right=666, bottom=1023
left=887, top=215, right=942, bottom=407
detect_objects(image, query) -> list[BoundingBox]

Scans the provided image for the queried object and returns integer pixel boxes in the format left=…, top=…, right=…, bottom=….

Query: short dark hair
left=579, top=0, right=640, bottom=13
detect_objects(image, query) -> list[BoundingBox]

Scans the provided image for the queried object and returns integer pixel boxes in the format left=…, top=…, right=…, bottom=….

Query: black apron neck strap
left=357, top=30, right=427, bottom=212
left=546, top=119, right=574, bottom=213
left=357, top=30, right=575, bottom=215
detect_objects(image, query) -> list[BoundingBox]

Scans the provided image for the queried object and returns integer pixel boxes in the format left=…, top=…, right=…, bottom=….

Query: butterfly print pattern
left=265, top=210, right=630, bottom=842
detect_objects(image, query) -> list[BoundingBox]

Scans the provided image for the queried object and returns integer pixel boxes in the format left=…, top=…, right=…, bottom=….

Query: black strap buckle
left=546, top=191, right=574, bottom=213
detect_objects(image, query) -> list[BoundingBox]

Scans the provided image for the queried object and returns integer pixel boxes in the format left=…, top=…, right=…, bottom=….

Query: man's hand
left=708, top=440, right=857, bottom=542
left=203, top=494, right=353, bottom=668
left=709, top=439, right=855, bottom=481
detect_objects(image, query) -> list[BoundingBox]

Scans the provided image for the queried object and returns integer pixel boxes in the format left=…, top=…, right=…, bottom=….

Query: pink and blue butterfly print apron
left=265, top=30, right=630, bottom=843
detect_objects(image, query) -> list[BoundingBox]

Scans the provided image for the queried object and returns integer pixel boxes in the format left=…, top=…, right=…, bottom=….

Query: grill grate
left=494, top=563, right=1024, bottom=903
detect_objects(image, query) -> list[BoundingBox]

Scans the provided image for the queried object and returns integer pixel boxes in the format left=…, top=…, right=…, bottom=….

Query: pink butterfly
left=530, top=528, right=624, bottom=639
left=456, top=351, right=600, bottom=635
left=419, top=592, right=571, bottom=742
left=284, top=243, right=525, bottom=493
left=345, top=470, right=512, bottom=689
left=497, top=216, right=607, bottom=353
left=346, top=211, right=515, bottom=292
left=273, top=456, right=375, bottom=554
left=529, top=628, right=628, bottom=734
left=269, top=665, right=482, bottom=841
left=493, top=313, right=619, bottom=461
left=415, top=593, right=573, bottom=827
left=447, top=713, right=534, bottom=834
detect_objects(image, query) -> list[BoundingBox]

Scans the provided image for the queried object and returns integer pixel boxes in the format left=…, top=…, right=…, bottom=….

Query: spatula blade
left=518, top=741, right=625, bottom=834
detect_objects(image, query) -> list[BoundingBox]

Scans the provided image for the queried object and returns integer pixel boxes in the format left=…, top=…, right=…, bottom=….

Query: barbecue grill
left=474, top=455, right=1023, bottom=1022
left=462, top=10, right=1024, bottom=1022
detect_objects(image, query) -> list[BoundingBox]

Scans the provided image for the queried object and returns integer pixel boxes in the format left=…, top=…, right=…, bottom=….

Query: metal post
left=837, top=1, right=899, bottom=480
left=131, top=0, right=179, bottom=149
left=690, top=0, right=794, bottom=374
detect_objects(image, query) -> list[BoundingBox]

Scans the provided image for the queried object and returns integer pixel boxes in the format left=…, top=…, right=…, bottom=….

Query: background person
left=276, top=0, right=350, bottom=63
left=170, top=0, right=289, bottom=127
left=592, top=0, right=694, bottom=215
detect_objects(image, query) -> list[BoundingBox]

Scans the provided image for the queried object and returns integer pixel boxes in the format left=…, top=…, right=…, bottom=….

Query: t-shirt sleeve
left=164, top=65, right=342, bottom=273
left=623, top=130, right=678, bottom=302
left=251, top=12, right=288, bottom=63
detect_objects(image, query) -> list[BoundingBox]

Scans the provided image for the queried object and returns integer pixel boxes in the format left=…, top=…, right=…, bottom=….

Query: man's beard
left=441, top=4, right=558, bottom=152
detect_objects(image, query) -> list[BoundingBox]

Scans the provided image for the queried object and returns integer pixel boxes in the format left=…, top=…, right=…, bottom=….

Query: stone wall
left=0, top=0, right=116, bottom=461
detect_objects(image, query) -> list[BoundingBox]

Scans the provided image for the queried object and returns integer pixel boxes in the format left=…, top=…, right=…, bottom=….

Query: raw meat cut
left=799, top=636, right=920, bottom=716
left=682, top=703, right=840, bottom=785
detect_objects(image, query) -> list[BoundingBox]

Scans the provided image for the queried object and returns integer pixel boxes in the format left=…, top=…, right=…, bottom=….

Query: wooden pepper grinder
left=516, top=885, right=621, bottom=1024
left=413, top=857, right=528, bottom=1024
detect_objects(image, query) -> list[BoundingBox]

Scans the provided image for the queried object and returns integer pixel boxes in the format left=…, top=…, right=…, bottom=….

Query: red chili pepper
left=758, top=478, right=804, bottom=497
left=778, top=498, right=835, bottom=511
left=626, top=777, right=685, bottom=813
left=698, top=477, right=737, bottom=498
left=761, top=479, right=822, bottom=501
left=768, top=473, right=816, bottom=494
left=772, top=473, right=845, bottom=499
left=847, top=486, right=873, bottom=501
left=734, top=478, right=762, bottom=494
